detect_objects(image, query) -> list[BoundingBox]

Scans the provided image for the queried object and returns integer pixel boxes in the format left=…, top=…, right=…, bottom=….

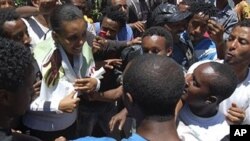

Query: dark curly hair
left=142, top=26, right=173, bottom=49
left=234, top=19, right=250, bottom=28
left=123, top=54, right=185, bottom=117
left=101, top=6, right=127, bottom=29
left=0, top=37, right=33, bottom=92
left=189, top=1, right=218, bottom=17
left=0, top=8, right=20, bottom=37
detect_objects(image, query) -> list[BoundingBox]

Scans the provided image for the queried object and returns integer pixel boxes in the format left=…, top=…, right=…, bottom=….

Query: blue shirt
left=71, top=133, right=147, bottom=141
left=121, top=133, right=148, bottom=141
left=72, top=136, right=115, bottom=141
left=180, top=31, right=217, bottom=61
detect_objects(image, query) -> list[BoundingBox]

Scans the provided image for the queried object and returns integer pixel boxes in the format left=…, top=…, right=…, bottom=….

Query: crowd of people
left=0, top=0, right=250, bottom=141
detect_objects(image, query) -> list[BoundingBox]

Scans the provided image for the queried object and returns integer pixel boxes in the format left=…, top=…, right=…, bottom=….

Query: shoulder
left=33, top=37, right=55, bottom=63
left=121, top=133, right=148, bottom=141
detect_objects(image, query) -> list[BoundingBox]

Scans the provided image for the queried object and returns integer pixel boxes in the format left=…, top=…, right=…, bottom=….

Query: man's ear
left=0, top=89, right=10, bottom=106
left=125, top=92, right=133, bottom=103
left=166, top=47, right=173, bottom=57
left=31, top=0, right=39, bottom=7
left=205, top=95, right=218, bottom=104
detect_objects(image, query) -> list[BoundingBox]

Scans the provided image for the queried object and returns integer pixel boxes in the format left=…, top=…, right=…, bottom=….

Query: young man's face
left=100, top=17, right=120, bottom=40
left=111, top=0, right=128, bottom=16
left=0, top=0, right=14, bottom=8
left=187, top=13, right=209, bottom=43
left=3, top=19, right=31, bottom=48
left=54, top=18, right=86, bottom=56
left=142, top=35, right=172, bottom=56
left=185, top=63, right=215, bottom=108
left=225, top=26, right=250, bottom=66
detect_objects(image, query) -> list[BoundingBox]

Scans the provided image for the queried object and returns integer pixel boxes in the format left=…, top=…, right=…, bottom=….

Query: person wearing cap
left=147, top=2, right=193, bottom=69
left=148, top=2, right=219, bottom=69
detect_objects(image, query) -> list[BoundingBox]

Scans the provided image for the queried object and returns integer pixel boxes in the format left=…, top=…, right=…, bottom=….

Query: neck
left=189, top=104, right=218, bottom=118
left=229, top=64, right=249, bottom=83
left=66, top=53, right=74, bottom=67
left=137, top=118, right=180, bottom=141
left=34, top=14, right=49, bottom=28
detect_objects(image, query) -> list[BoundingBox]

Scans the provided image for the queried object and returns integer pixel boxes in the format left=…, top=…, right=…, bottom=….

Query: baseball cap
left=149, top=3, right=192, bottom=26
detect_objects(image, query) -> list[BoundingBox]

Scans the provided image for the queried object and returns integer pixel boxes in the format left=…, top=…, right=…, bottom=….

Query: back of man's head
left=0, top=37, right=33, bottom=92
left=123, top=54, right=185, bottom=118
left=206, top=62, right=238, bottom=103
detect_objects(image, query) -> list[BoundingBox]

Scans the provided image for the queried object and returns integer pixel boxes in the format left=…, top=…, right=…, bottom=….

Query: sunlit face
left=225, top=26, right=250, bottom=66
left=187, top=13, right=209, bottom=43
left=100, top=17, right=120, bottom=40
left=142, top=35, right=172, bottom=56
left=111, top=0, right=128, bottom=15
left=185, top=63, right=215, bottom=107
left=3, top=19, right=31, bottom=48
left=54, top=18, right=86, bottom=57
left=0, top=0, right=14, bottom=8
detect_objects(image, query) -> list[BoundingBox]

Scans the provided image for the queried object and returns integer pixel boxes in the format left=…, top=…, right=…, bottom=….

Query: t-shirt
left=177, top=104, right=230, bottom=141
left=71, top=133, right=147, bottom=141
left=187, top=60, right=250, bottom=125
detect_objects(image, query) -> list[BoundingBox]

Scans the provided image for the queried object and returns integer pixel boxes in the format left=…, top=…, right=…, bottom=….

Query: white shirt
left=187, top=60, right=250, bottom=125
left=178, top=104, right=230, bottom=141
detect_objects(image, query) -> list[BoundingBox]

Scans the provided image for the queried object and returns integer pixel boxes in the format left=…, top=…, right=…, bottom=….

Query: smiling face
left=225, top=26, right=250, bottom=66
left=53, top=18, right=87, bottom=56
left=3, top=19, right=31, bottom=48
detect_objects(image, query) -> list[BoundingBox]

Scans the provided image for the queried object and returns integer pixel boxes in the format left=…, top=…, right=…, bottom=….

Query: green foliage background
left=15, top=0, right=26, bottom=6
